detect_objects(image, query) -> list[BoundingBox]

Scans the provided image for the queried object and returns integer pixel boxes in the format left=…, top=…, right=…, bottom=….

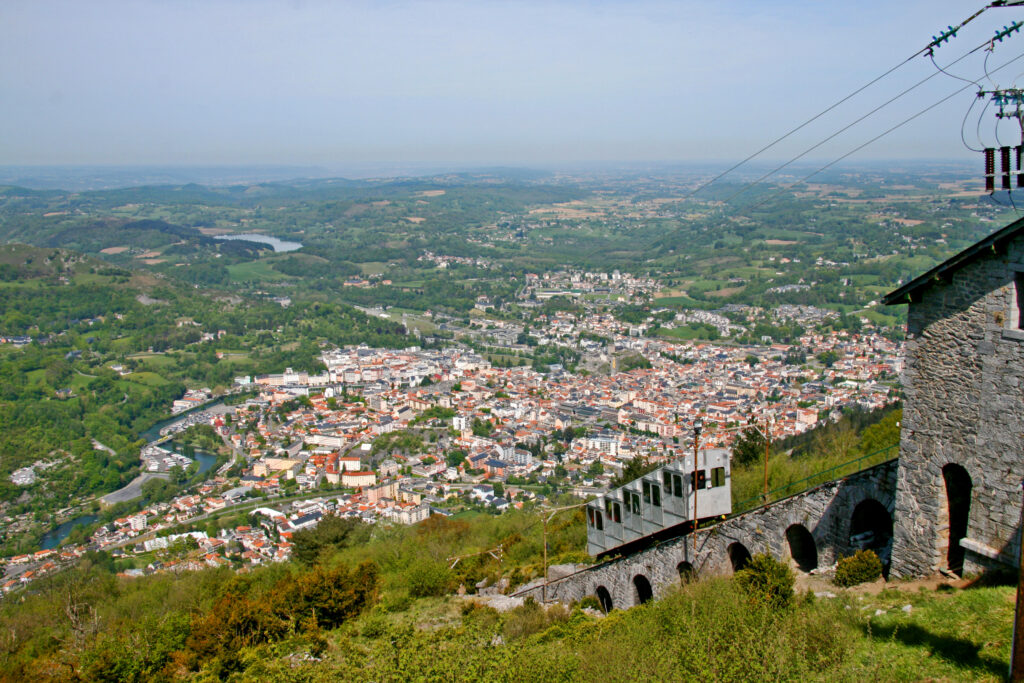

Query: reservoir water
left=215, top=233, right=302, bottom=252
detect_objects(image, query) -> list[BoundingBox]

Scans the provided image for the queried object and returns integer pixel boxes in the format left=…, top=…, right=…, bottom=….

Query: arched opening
left=785, top=524, right=818, bottom=572
left=633, top=574, right=653, bottom=605
left=595, top=585, right=613, bottom=613
left=677, top=561, right=695, bottom=583
left=943, top=463, right=972, bottom=576
left=850, top=498, right=894, bottom=577
left=727, top=542, right=752, bottom=572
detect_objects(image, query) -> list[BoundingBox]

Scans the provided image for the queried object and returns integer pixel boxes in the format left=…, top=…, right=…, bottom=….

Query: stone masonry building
left=883, top=216, right=1024, bottom=577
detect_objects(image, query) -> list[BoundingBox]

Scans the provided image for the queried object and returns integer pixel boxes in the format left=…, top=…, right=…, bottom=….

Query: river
left=40, top=514, right=99, bottom=550
left=141, top=406, right=222, bottom=475
left=214, top=233, right=302, bottom=252
left=41, top=406, right=226, bottom=548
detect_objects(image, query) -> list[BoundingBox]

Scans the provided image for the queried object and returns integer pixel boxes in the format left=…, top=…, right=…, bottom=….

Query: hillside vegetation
left=0, top=510, right=1012, bottom=682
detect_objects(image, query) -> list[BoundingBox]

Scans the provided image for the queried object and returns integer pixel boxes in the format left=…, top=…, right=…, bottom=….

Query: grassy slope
left=236, top=577, right=1015, bottom=682
left=1, top=508, right=1014, bottom=682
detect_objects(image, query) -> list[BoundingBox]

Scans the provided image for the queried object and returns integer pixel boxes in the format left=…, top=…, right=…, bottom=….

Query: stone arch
left=727, top=542, right=752, bottom=572
left=677, top=561, right=695, bottom=583
left=942, top=463, right=972, bottom=576
left=785, top=524, right=818, bottom=572
left=595, top=585, right=613, bottom=613
left=850, top=498, right=893, bottom=576
left=633, top=574, right=653, bottom=605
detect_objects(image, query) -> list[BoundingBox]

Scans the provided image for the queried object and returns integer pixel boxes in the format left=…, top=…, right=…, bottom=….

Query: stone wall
left=892, top=236, right=1024, bottom=577
left=515, top=459, right=898, bottom=608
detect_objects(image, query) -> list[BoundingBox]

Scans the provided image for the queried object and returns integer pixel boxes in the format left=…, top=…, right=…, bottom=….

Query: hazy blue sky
left=3, top=1, right=1023, bottom=167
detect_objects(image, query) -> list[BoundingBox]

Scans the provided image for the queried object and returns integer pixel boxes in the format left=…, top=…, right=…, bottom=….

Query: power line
left=961, top=95, right=984, bottom=151
left=734, top=49, right=1024, bottom=214
left=684, top=4, right=998, bottom=199
left=721, top=33, right=1020, bottom=206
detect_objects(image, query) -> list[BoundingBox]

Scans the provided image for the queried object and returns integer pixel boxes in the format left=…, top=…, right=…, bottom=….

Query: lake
left=215, top=233, right=302, bottom=252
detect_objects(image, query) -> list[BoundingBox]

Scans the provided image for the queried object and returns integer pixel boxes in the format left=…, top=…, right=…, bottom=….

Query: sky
left=2, top=0, right=1023, bottom=168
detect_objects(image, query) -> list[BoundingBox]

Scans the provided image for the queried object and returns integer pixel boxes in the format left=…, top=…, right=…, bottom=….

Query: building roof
left=883, top=215, right=1024, bottom=305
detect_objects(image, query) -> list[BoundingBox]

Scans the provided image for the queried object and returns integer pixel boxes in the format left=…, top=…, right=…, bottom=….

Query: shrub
left=405, top=557, right=452, bottom=598
left=577, top=595, right=601, bottom=611
left=833, top=550, right=882, bottom=587
left=360, top=610, right=390, bottom=638
left=380, top=591, right=413, bottom=613
left=734, top=553, right=795, bottom=609
left=502, top=598, right=570, bottom=641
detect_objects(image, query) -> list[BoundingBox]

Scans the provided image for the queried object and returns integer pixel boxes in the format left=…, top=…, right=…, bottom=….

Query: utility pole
left=763, top=418, right=772, bottom=503
left=1012, top=479, right=1024, bottom=681
left=541, top=501, right=587, bottom=604
left=542, top=514, right=548, bottom=604
left=692, top=419, right=703, bottom=552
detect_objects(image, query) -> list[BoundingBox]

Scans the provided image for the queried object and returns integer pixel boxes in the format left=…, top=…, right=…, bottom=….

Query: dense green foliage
left=833, top=550, right=884, bottom=588
left=291, top=515, right=372, bottom=566
left=734, top=553, right=796, bottom=609
left=730, top=407, right=902, bottom=512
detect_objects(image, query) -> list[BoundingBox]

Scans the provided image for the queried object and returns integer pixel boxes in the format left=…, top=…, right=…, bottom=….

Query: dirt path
left=795, top=571, right=965, bottom=596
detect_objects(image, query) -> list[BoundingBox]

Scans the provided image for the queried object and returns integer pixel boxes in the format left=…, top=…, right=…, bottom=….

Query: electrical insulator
left=985, top=148, right=995, bottom=193
left=1002, top=146, right=1012, bottom=190
left=1017, top=146, right=1024, bottom=188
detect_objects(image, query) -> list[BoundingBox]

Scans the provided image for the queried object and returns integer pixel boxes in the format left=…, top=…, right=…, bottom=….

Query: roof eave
left=882, top=214, right=1024, bottom=306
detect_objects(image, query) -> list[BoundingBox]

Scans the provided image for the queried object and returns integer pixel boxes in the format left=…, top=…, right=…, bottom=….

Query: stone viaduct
left=515, top=459, right=899, bottom=610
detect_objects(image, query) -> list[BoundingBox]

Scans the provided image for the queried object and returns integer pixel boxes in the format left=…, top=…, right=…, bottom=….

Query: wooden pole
left=542, top=514, right=548, bottom=604
left=1011, top=479, right=1024, bottom=681
left=692, top=421, right=702, bottom=552
left=763, top=418, right=771, bottom=502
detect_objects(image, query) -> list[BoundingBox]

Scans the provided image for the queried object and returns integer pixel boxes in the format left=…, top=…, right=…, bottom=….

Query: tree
left=446, top=448, right=467, bottom=467
left=471, top=418, right=492, bottom=437
left=732, top=427, right=766, bottom=467
left=291, top=514, right=370, bottom=566
left=609, top=456, right=658, bottom=488
left=817, top=350, right=839, bottom=368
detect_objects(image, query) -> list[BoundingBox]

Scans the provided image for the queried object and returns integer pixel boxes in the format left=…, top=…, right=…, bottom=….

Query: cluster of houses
left=228, top=328, right=899, bottom=500
left=2, top=321, right=901, bottom=594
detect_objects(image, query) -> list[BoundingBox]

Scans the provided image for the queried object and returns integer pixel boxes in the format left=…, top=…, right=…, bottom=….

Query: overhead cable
left=722, top=32, right=1022, bottom=205
left=734, top=49, right=1024, bottom=214
left=685, top=4, right=998, bottom=198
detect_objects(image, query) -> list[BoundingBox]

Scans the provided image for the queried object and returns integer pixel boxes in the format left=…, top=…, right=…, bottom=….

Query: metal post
left=1011, top=479, right=1024, bottom=680
left=692, top=419, right=702, bottom=552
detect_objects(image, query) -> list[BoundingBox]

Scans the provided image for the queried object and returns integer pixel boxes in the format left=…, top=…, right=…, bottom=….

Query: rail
left=519, top=443, right=900, bottom=600
left=730, top=443, right=899, bottom=515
